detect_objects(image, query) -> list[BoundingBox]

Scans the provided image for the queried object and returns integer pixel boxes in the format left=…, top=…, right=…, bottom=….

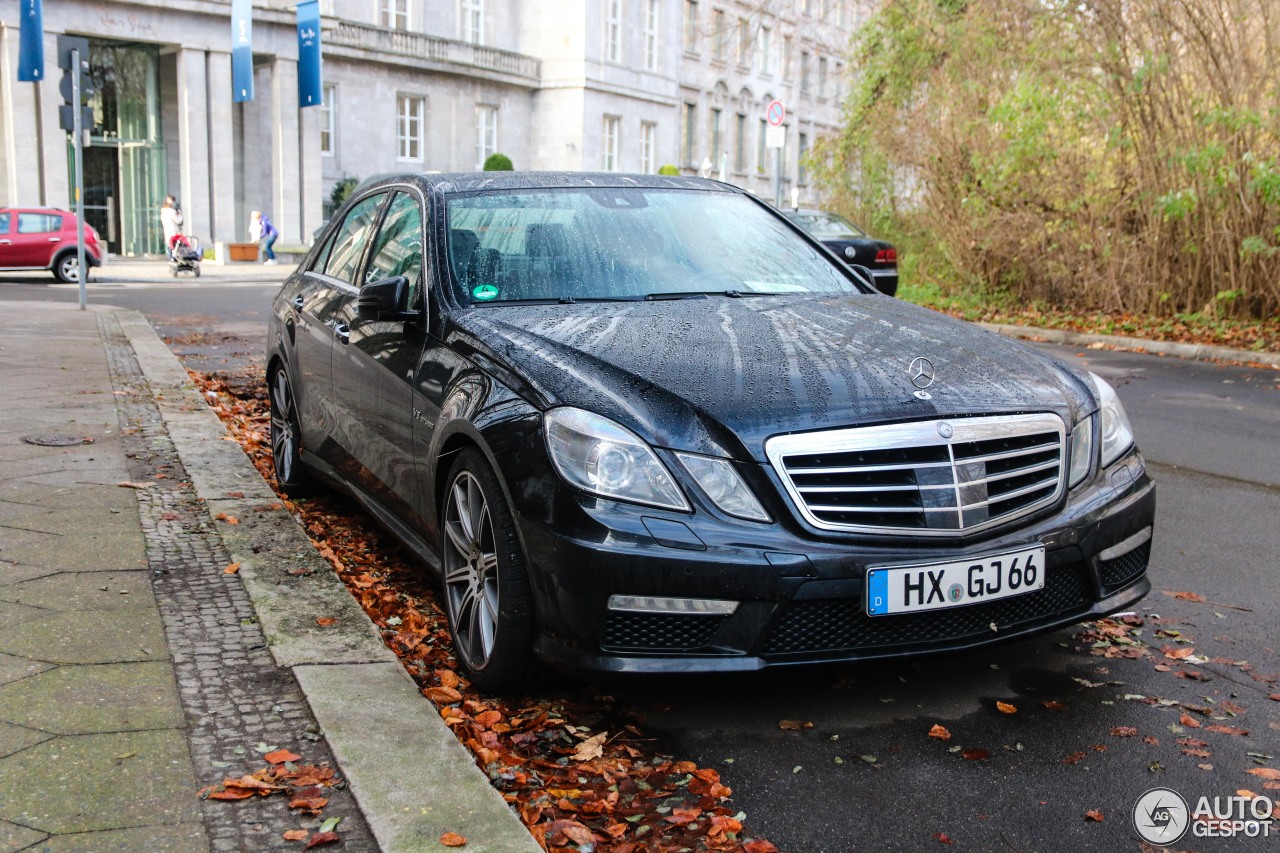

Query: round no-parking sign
left=766, top=99, right=786, bottom=127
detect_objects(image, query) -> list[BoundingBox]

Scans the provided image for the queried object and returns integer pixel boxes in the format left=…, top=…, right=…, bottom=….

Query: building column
left=297, top=92, right=322, bottom=245
left=206, top=51, right=236, bottom=245
left=175, top=47, right=210, bottom=240
left=270, top=57, right=301, bottom=245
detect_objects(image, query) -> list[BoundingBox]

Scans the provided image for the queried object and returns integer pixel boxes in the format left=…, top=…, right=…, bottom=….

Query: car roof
left=0, top=207, right=71, bottom=214
left=357, top=171, right=741, bottom=197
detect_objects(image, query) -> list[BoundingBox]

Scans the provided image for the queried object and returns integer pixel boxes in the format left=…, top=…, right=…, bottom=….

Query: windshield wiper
left=643, top=290, right=772, bottom=301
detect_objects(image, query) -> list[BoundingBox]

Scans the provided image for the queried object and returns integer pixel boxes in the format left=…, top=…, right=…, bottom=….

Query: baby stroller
left=168, top=234, right=203, bottom=277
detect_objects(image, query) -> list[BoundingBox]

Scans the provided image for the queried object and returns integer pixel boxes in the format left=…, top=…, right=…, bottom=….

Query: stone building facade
left=0, top=0, right=865, bottom=256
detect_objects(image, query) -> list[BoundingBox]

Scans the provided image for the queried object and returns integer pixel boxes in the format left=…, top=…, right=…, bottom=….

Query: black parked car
left=267, top=172, right=1154, bottom=692
left=783, top=208, right=898, bottom=296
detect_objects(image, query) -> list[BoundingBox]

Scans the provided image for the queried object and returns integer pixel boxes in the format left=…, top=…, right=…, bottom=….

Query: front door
left=83, top=147, right=121, bottom=254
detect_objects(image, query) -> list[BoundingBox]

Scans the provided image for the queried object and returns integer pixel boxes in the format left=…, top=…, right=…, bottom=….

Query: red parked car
left=0, top=207, right=104, bottom=283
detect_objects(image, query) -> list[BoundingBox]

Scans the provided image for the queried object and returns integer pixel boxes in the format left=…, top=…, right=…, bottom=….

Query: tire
left=53, top=253, right=79, bottom=284
left=268, top=366, right=311, bottom=495
left=441, top=448, right=538, bottom=693
left=194, top=266, right=201, bottom=278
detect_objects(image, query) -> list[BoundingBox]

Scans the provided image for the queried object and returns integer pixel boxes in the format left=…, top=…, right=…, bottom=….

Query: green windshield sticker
left=472, top=284, right=499, bottom=301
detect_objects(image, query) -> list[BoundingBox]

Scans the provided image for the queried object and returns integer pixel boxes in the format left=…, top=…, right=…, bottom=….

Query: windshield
left=445, top=188, right=859, bottom=304
left=788, top=211, right=866, bottom=240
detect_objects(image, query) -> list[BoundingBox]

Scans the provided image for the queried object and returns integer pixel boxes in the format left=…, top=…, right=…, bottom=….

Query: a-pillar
left=174, top=47, right=210, bottom=241
left=269, top=57, right=301, bottom=245
left=206, top=51, right=236, bottom=246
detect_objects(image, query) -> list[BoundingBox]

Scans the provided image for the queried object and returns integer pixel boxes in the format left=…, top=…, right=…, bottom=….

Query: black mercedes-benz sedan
left=782, top=208, right=899, bottom=296
left=266, top=172, right=1154, bottom=692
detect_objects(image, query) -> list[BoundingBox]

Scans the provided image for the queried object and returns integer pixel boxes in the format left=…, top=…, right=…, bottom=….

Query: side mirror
left=846, top=263, right=877, bottom=291
left=356, top=276, right=412, bottom=320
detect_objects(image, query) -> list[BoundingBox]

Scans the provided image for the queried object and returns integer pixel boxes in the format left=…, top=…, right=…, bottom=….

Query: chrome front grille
left=765, top=414, right=1067, bottom=536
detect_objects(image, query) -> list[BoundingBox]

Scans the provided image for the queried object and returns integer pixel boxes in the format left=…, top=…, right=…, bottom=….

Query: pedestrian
left=160, top=195, right=184, bottom=257
left=250, top=210, right=279, bottom=265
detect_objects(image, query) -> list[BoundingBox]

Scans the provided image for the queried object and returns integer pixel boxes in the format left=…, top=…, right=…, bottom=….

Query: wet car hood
left=451, top=295, right=1094, bottom=462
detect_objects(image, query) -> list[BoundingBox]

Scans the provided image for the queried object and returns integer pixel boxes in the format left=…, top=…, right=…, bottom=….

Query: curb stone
left=978, top=322, right=1280, bottom=369
left=112, top=309, right=540, bottom=853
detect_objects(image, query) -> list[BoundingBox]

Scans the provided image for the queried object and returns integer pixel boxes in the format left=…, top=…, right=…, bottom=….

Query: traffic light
left=56, top=35, right=94, bottom=134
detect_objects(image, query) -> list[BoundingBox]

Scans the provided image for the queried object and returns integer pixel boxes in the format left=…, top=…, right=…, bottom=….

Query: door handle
left=334, top=323, right=350, bottom=345
left=0, top=239, right=10, bottom=245
left=291, top=295, right=305, bottom=310
left=48, top=237, right=62, bottom=242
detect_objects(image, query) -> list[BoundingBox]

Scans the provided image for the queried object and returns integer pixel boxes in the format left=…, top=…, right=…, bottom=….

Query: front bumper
left=509, top=443, right=1156, bottom=675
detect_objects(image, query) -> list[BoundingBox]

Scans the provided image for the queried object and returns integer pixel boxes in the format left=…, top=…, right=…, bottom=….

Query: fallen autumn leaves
left=191, top=370, right=777, bottom=852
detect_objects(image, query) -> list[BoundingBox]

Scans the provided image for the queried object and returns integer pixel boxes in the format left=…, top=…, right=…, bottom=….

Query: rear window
left=17, top=213, right=62, bottom=234
left=445, top=188, right=857, bottom=304
left=788, top=212, right=865, bottom=240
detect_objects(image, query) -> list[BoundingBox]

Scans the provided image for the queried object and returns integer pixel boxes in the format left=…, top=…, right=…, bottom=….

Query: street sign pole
left=765, top=99, right=787, bottom=208
left=72, top=49, right=86, bottom=310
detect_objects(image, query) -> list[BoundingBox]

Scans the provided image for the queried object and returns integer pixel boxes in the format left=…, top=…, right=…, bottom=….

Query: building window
left=683, top=0, right=699, bottom=53
left=461, top=0, right=484, bottom=45
left=475, top=105, right=497, bottom=169
left=397, top=95, right=425, bottom=161
left=709, top=107, right=722, bottom=164
left=606, top=0, right=622, bottom=63
left=734, top=113, right=746, bottom=171
left=757, top=117, right=767, bottom=172
left=818, top=56, right=828, bottom=98
left=644, top=0, right=660, bottom=70
left=758, top=26, right=771, bottom=75
left=683, top=102, right=697, bottom=166
left=798, top=131, right=808, bottom=184
left=782, top=35, right=793, bottom=80
left=381, top=0, right=408, bottom=30
left=800, top=51, right=811, bottom=94
left=836, top=0, right=846, bottom=27
left=736, top=18, right=750, bottom=67
left=320, top=84, right=336, bottom=156
left=641, top=121, right=656, bottom=173
left=802, top=0, right=812, bottom=15
left=603, top=115, right=621, bottom=171
left=834, top=62, right=843, bottom=102
left=712, top=10, right=726, bottom=60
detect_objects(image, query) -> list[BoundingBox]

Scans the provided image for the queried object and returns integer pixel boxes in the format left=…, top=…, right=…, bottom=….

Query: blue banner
left=18, top=0, right=44, bottom=81
left=231, top=0, right=254, bottom=102
left=297, top=0, right=322, bottom=108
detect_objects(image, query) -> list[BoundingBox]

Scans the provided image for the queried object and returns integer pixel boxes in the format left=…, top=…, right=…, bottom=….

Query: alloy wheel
left=442, top=470, right=501, bottom=671
left=269, top=368, right=302, bottom=488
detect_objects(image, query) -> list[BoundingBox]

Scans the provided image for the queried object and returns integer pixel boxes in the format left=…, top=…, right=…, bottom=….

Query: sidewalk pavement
left=0, top=302, right=539, bottom=853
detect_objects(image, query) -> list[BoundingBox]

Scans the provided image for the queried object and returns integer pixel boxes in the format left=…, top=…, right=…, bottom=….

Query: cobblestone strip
left=98, top=312, right=378, bottom=853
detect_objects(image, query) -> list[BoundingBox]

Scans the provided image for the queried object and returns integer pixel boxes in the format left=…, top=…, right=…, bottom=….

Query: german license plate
left=866, top=545, right=1046, bottom=616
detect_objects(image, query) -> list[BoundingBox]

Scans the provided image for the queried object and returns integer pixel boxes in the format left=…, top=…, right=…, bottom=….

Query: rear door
left=330, top=189, right=429, bottom=521
left=292, top=192, right=389, bottom=461
left=12, top=212, right=64, bottom=268
left=0, top=212, right=13, bottom=267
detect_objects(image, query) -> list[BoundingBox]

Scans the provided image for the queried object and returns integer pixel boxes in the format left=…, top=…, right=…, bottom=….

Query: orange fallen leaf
left=1163, top=646, right=1196, bottom=660
left=264, top=749, right=301, bottom=764
left=1040, top=700, right=1066, bottom=711
left=1062, top=751, right=1087, bottom=765
left=439, top=831, right=467, bottom=847
left=223, top=563, right=240, bottom=574
left=425, top=685, right=463, bottom=705
left=117, top=481, right=154, bottom=489
left=1179, top=713, right=1202, bottom=729
left=1110, top=726, right=1138, bottom=737
left=303, top=831, right=339, bottom=849
left=996, top=701, right=1017, bottom=714
left=928, top=724, right=952, bottom=741
left=571, top=731, right=607, bottom=762
left=1182, top=747, right=1212, bottom=758
left=961, top=748, right=989, bottom=761
left=315, top=616, right=338, bottom=627
left=1084, top=809, right=1104, bottom=822
left=933, top=831, right=953, bottom=844
left=1163, top=590, right=1206, bottom=602
left=778, top=719, right=813, bottom=731
left=743, top=841, right=780, bottom=853
left=283, top=829, right=308, bottom=841
left=1247, top=768, right=1280, bottom=781
left=1205, top=724, right=1248, bottom=737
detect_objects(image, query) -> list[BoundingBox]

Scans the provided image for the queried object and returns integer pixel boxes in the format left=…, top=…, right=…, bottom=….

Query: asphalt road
left=6, top=272, right=1277, bottom=851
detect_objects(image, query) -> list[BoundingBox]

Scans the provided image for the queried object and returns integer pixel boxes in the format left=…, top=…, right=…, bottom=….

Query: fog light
left=607, top=595, right=739, bottom=615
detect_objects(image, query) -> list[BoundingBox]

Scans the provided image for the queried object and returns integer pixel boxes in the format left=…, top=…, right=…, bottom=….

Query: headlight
left=544, top=407, right=689, bottom=511
left=1089, top=373, right=1135, bottom=467
left=675, top=453, right=770, bottom=522
left=1068, top=415, right=1094, bottom=487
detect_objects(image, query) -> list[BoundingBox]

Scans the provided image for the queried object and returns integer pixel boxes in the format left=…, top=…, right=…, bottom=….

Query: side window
left=322, top=193, right=387, bottom=284
left=18, top=213, right=61, bottom=234
left=0, top=213, right=9, bottom=233
left=365, top=192, right=425, bottom=308
left=308, top=226, right=338, bottom=274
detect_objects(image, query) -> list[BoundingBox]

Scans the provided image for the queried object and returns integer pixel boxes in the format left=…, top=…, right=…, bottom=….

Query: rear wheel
left=441, top=448, right=538, bottom=693
left=268, top=366, right=310, bottom=494
left=53, top=253, right=80, bottom=284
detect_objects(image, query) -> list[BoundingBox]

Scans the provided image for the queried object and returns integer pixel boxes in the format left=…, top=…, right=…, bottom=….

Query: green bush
left=483, top=153, right=514, bottom=171
left=330, top=177, right=359, bottom=211
left=657, top=164, right=680, bottom=176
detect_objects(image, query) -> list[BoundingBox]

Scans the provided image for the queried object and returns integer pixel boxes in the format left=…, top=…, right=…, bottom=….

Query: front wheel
left=441, top=448, right=538, bottom=693
left=268, top=366, right=310, bottom=494
left=53, top=254, right=80, bottom=284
